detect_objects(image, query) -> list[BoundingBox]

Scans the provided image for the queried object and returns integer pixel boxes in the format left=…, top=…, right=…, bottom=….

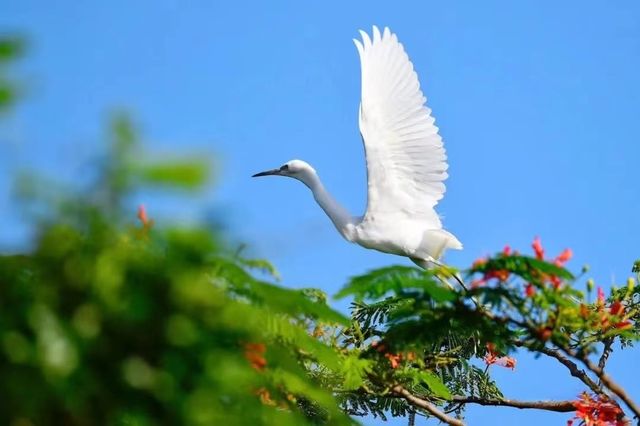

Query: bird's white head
left=252, top=159, right=317, bottom=188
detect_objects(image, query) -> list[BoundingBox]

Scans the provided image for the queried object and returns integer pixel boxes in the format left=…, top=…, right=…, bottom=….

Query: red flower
left=554, top=248, right=573, bottom=266
left=483, top=343, right=516, bottom=370
left=486, top=269, right=510, bottom=282
left=597, top=287, right=606, bottom=305
left=502, top=245, right=512, bottom=256
left=549, top=275, right=563, bottom=289
left=255, top=387, right=276, bottom=406
left=471, top=278, right=486, bottom=288
left=470, top=262, right=510, bottom=287
left=385, top=352, right=402, bottom=369
left=484, top=343, right=498, bottom=365
left=137, top=204, right=149, bottom=226
left=579, top=304, right=590, bottom=319
left=538, top=326, right=553, bottom=342
left=525, top=283, right=536, bottom=297
left=570, top=392, right=627, bottom=426
left=495, top=356, right=517, bottom=369
left=532, top=236, right=545, bottom=260
left=244, top=342, right=267, bottom=371
left=371, top=340, right=387, bottom=353
left=609, top=301, right=624, bottom=316
left=608, top=302, right=633, bottom=330
left=613, top=321, right=632, bottom=330
left=472, top=257, right=488, bottom=268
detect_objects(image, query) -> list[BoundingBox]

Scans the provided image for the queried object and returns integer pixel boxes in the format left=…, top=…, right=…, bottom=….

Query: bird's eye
left=279, top=164, right=289, bottom=172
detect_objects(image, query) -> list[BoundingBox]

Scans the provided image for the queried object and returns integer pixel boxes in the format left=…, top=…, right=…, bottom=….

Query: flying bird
left=253, top=26, right=462, bottom=268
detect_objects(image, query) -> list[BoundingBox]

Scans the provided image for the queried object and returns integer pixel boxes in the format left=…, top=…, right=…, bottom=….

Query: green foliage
left=0, top=115, right=352, bottom=426
left=0, top=35, right=24, bottom=112
left=336, top=266, right=455, bottom=302
left=136, top=160, right=210, bottom=190
left=335, top=244, right=639, bottom=423
left=410, top=371, right=451, bottom=399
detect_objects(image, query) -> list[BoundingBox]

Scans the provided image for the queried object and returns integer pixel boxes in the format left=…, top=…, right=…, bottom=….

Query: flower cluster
left=583, top=293, right=633, bottom=332
left=371, top=340, right=416, bottom=369
left=483, top=343, right=516, bottom=370
left=470, top=246, right=511, bottom=288
left=567, top=392, right=627, bottom=426
left=532, top=236, right=572, bottom=289
left=255, top=387, right=276, bottom=406
left=244, top=342, right=267, bottom=371
left=470, top=237, right=572, bottom=291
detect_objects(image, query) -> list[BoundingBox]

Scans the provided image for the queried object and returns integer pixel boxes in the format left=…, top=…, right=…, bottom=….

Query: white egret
left=253, top=26, right=462, bottom=268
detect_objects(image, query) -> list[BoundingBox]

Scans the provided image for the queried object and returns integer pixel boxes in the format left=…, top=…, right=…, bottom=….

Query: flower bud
left=627, top=277, right=635, bottom=291
left=586, top=279, right=594, bottom=292
left=582, top=264, right=590, bottom=273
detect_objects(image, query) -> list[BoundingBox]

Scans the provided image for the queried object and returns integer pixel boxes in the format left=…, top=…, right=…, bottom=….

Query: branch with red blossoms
left=337, top=237, right=639, bottom=425
left=489, top=310, right=639, bottom=420
left=462, top=237, right=639, bottom=423
left=480, top=308, right=638, bottom=418
left=557, top=344, right=640, bottom=421
left=567, top=392, right=627, bottom=426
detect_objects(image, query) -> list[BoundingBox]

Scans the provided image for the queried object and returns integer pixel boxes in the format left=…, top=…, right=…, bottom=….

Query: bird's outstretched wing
left=354, top=26, right=447, bottom=227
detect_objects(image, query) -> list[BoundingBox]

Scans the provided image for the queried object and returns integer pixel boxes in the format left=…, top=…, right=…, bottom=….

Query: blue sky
left=1, top=1, right=639, bottom=425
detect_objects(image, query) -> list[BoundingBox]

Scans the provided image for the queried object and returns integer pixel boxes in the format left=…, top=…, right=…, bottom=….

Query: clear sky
left=1, top=1, right=639, bottom=425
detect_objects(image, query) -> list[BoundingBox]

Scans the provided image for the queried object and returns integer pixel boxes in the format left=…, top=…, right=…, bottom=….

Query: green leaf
left=252, top=281, right=349, bottom=326
left=336, top=265, right=455, bottom=302
left=0, top=81, right=15, bottom=111
left=0, top=37, right=25, bottom=63
left=271, top=368, right=354, bottom=424
left=420, top=279, right=456, bottom=302
left=110, top=112, right=137, bottom=154
left=341, top=356, right=372, bottom=391
left=525, top=257, right=574, bottom=280
left=416, top=371, right=451, bottom=400
left=136, top=160, right=209, bottom=189
left=236, top=257, right=281, bottom=281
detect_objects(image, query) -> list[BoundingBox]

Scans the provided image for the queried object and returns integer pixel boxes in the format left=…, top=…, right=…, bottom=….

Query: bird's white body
left=253, top=26, right=462, bottom=267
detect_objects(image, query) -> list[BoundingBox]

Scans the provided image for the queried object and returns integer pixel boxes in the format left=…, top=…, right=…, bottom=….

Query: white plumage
left=253, top=26, right=462, bottom=267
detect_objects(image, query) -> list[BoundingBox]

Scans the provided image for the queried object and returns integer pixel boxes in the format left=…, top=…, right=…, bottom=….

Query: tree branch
left=452, top=396, right=575, bottom=412
left=597, top=337, right=614, bottom=388
left=391, top=385, right=465, bottom=426
left=513, top=341, right=602, bottom=395
left=560, top=346, right=640, bottom=420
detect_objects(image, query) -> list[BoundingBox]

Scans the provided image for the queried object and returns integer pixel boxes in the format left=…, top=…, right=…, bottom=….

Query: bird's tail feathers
left=419, top=229, right=463, bottom=260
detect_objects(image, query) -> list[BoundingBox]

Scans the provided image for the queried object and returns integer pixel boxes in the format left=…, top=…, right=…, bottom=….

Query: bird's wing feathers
left=354, top=26, right=447, bottom=228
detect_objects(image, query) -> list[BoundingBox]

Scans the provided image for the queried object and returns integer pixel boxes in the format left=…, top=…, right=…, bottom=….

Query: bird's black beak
left=252, top=168, right=281, bottom=177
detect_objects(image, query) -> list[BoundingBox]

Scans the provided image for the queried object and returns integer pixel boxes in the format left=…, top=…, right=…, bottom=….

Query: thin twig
left=392, top=385, right=465, bottom=426
left=407, top=409, right=416, bottom=426
left=597, top=337, right=614, bottom=389
left=475, top=305, right=601, bottom=395
left=452, top=396, right=575, bottom=412
left=485, top=311, right=638, bottom=419
left=513, top=341, right=602, bottom=395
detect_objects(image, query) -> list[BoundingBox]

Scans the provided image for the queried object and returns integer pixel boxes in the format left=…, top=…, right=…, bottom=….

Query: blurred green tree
left=0, top=77, right=351, bottom=424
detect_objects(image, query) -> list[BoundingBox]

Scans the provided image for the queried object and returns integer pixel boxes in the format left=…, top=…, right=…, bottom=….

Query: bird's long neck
left=301, top=172, right=354, bottom=239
